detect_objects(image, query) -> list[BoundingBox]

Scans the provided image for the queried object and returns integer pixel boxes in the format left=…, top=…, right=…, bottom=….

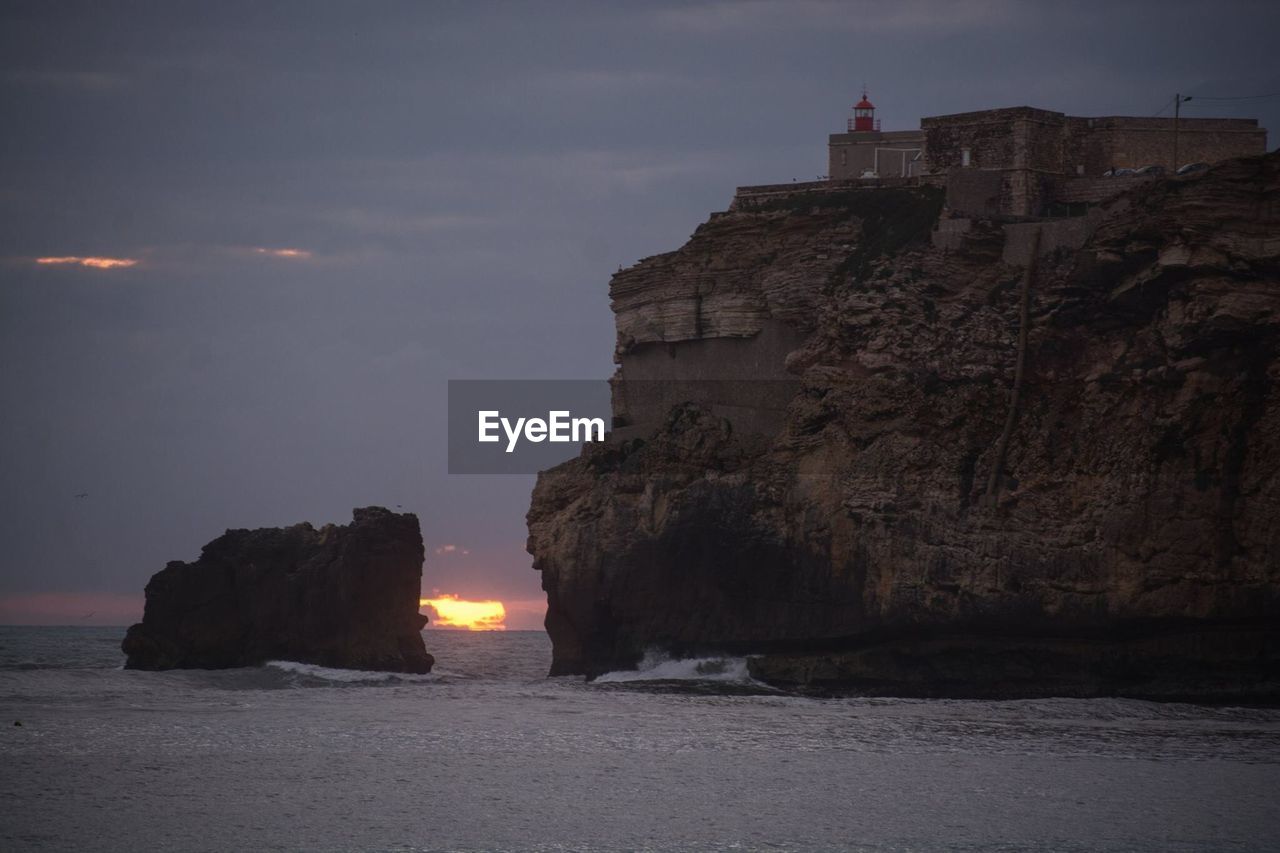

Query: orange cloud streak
left=36, top=256, right=138, bottom=269
left=421, top=594, right=507, bottom=631
left=253, top=247, right=312, bottom=259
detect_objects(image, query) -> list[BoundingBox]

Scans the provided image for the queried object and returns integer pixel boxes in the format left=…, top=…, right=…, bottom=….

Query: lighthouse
left=851, top=89, right=878, bottom=133
left=830, top=88, right=925, bottom=180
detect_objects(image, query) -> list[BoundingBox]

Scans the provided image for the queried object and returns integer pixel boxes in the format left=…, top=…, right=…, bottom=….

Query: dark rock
left=528, top=153, right=1280, bottom=700
left=122, top=507, right=433, bottom=673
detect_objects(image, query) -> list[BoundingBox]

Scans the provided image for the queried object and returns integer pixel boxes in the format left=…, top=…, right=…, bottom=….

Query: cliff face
left=527, top=153, right=1280, bottom=700
left=122, top=507, right=434, bottom=673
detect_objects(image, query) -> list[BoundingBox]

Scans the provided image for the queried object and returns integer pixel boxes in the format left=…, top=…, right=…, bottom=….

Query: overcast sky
left=2, top=0, right=1277, bottom=629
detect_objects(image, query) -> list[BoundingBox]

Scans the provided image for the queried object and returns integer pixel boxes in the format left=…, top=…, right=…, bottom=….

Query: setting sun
left=421, top=594, right=506, bottom=631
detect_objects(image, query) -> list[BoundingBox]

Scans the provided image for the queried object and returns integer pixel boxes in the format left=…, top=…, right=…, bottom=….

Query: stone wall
left=610, top=187, right=863, bottom=436
left=732, top=177, right=919, bottom=211
left=918, top=107, right=1267, bottom=215
left=945, top=168, right=1003, bottom=215
left=930, top=216, right=973, bottom=251
left=921, top=108, right=1265, bottom=177
left=1074, top=116, right=1266, bottom=173
left=611, top=320, right=806, bottom=439
left=1001, top=214, right=1100, bottom=266
left=731, top=179, right=857, bottom=210
left=922, top=107, right=1069, bottom=216
left=828, top=129, right=926, bottom=180
left=1053, top=175, right=1157, bottom=204
left=612, top=184, right=943, bottom=437
left=921, top=107, right=1063, bottom=172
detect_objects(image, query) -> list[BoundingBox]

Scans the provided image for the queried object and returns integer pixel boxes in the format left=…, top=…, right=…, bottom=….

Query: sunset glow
left=36, top=256, right=138, bottom=269
left=253, top=247, right=312, bottom=259
left=421, top=594, right=507, bottom=630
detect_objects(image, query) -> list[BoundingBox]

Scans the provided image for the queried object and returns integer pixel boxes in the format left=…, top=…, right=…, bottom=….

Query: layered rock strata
left=123, top=507, right=433, bottom=673
left=528, top=153, right=1280, bottom=700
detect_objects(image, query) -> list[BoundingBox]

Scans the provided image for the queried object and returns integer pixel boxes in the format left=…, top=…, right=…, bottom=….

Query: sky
left=1, top=0, right=1277, bottom=629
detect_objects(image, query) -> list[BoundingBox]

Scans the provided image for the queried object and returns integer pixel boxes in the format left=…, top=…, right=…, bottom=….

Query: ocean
left=2, top=626, right=1279, bottom=852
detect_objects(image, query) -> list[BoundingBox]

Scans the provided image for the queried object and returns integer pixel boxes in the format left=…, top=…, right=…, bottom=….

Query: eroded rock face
left=528, top=154, right=1280, bottom=700
left=122, top=507, right=433, bottom=673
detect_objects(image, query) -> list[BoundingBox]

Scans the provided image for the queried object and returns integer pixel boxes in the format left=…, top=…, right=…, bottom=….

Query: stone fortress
left=602, top=90, right=1269, bottom=438
left=825, top=90, right=1267, bottom=217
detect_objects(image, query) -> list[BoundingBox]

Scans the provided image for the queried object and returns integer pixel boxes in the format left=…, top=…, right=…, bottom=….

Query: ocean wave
left=0, top=661, right=118, bottom=672
left=263, top=660, right=441, bottom=686
left=593, top=651, right=761, bottom=685
left=1, top=662, right=49, bottom=671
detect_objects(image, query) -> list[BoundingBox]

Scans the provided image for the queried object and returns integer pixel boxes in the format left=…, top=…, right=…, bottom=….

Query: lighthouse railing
left=846, top=118, right=883, bottom=132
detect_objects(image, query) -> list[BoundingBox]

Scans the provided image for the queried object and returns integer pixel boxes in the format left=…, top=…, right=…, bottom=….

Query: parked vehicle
left=1177, top=162, right=1211, bottom=175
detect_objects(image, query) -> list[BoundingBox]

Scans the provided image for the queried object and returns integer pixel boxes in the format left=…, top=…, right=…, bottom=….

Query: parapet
left=730, top=176, right=928, bottom=211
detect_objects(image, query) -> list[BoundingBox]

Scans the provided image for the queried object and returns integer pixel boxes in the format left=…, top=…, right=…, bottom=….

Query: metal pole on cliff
left=984, top=226, right=1041, bottom=504
left=1173, top=94, right=1192, bottom=171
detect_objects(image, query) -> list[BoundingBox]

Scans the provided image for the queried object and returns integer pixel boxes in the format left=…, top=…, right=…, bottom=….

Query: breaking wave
left=593, top=650, right=762, bottom=686
left=263, top=660, right=440, bottom=686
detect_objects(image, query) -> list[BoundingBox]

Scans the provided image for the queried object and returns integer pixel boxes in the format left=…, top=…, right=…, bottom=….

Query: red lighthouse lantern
left=852, top=89, right=876, bottom=132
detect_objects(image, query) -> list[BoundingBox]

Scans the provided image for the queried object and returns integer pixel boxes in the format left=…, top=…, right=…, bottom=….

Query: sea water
left=2, top=627, right=1279, bottom=852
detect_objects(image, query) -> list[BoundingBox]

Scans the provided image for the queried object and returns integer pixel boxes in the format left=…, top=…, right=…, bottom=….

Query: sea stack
left=123, top=507, right=433, bottom=673
left=527, top=152, right=1280, bottom=700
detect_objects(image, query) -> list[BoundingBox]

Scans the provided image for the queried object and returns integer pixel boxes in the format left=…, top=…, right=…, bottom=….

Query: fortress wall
left=922, top=109, right=1265, bottom=214
left=731, top=179, right=857, bottom=210
left=611, top=319, right=806, bottom=438
left=732, top=177, right=917, bottom=210
left=1060, top=116, right=1265, bottom=174
left=945, top=169, right=1003, bottom=215
left=921, top=107, right=1065, bottom=172
left=924, top=108, right=1070, bottom=216
left=1000, top=169, right=1059, bottom=218
left=1019, top=114, right=1069, bottom=172
left=1001, top=215, right=1100, bottom=266
left=931, top=217, right=973, bottom=251
left=1088, top=124, right=1266, bottom=172
left=1053, top=175, right=1157, bottom=204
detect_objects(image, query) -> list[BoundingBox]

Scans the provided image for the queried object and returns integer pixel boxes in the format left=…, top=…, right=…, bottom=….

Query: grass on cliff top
left=750, top=186, right=945, bottom=285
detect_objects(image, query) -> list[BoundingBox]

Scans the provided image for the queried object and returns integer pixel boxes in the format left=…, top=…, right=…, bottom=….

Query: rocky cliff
left=123, top=507, right=434, bottom=673
left=527, top=153, right=1280, bottom=700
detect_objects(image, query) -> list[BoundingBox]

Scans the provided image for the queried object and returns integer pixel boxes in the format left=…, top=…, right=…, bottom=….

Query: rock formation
left=527, top=153, right=1280, bottom=700
left=123, top=507, right=434, bottom=673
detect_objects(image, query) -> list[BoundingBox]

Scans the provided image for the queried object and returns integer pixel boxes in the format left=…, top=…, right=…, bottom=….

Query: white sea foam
left=264, top=659, right=440, bottom=684
left=592, top=650, right=758, bottom=684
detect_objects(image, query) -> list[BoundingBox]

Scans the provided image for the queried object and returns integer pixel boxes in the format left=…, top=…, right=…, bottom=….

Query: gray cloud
left=1, top=0, right=1276, bottom=625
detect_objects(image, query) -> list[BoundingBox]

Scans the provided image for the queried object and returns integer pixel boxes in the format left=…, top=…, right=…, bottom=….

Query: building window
left=841, top=150, right=847, bottom=167
left=961, top=147, right=971, bottom=167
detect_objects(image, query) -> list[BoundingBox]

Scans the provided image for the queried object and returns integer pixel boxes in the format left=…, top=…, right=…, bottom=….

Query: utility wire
left=1188, top=92, right=1280, bottom=101
left=1150, top=95, right=1177, bottom=117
